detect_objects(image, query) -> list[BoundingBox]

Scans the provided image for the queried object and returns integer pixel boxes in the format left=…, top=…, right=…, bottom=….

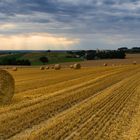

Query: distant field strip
left=0, top=65, right=139, bottom=140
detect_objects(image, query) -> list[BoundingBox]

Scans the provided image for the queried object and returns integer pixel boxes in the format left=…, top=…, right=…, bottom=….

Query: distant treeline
left=118, top=47, right=140, bottom=53
left=0, top=57, right=31, bottom=65
left=67, top=50, right=126, bottom=60
left=0, top=47, right=137, bottom=65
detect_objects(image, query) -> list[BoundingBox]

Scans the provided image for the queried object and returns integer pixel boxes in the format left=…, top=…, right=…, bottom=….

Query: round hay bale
left=133, top=61, right=137, bottom=65
left=104, top=63, right=108, bottom=66
left=40, top=66, right=45, bottom=70
left=54, top=64, right=61, bottom=70
left=12, top=67, right=17, bottom=71
left=70, top=65, right=74, bottom=69
left=0, top=69, right=15, bottom=104
left=45, top=66, right=49, bottom=69
left=73, top=63, right=81, bottom=69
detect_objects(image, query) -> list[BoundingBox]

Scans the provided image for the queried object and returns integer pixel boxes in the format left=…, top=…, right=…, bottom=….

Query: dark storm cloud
left=1, top=0, right=140, bottom=49
left=1, top=0, right=140, bottom=29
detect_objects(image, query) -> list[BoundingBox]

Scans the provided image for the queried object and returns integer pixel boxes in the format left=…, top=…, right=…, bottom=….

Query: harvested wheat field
left=0, top=64, right=140, bottom=140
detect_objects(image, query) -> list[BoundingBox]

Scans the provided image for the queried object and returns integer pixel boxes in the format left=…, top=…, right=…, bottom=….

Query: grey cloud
left=0, top=0, right=140, bottom=49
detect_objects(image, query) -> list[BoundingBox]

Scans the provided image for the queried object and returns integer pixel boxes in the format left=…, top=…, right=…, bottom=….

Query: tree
left=118, top=47, right=128, bottom=51
left=75, top=50, right=86, bottom=57
left=39, top=56, right=49, bottom=65
left=0, top=57, right=31, bottom=65
left=67, top=51, right=73, bottom=55
left=16, top=59, right=31, bottom=65
left=47, top=50, right=51, bottom=53
left=85, top=50, right=96, bottom=60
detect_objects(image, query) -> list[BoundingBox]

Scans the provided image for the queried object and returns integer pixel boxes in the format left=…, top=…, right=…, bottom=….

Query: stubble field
left=0, top=63, right=140, bottom=140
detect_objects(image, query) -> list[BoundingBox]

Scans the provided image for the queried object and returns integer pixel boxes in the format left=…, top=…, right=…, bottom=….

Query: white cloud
left=56, top=0, right=93, bottom=5
left=0, top=23, right=17, bottom=30
left=0, top=33, right=79, bottom=50
left=113, top=1, right=140, bottom=11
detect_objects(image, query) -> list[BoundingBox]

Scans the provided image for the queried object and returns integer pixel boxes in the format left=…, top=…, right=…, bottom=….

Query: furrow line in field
left=10, top=80, right=122, bottom=140
left=15, top=67, right=119, bottom=93
left=15, top=66, right=128, bottom=93
left=0, top=66, right=129, bottom=114
left=15, top=67, right=112, bottom=83
left=10, top=71, right=139, bottom=140
left=0, top=68, right=135, bottom=139
left=56, top=74, right=139, bottom=140
left=86, top=80, right=138, bottom=140
left=64, top=78, right=136, bottom=140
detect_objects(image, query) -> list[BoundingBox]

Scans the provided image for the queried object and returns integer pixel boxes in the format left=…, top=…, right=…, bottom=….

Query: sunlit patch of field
left=0, top=64, right=140, bottom=140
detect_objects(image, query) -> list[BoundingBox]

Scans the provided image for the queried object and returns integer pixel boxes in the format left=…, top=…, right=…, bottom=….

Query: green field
left=0, top=52, right=83, bottom=65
